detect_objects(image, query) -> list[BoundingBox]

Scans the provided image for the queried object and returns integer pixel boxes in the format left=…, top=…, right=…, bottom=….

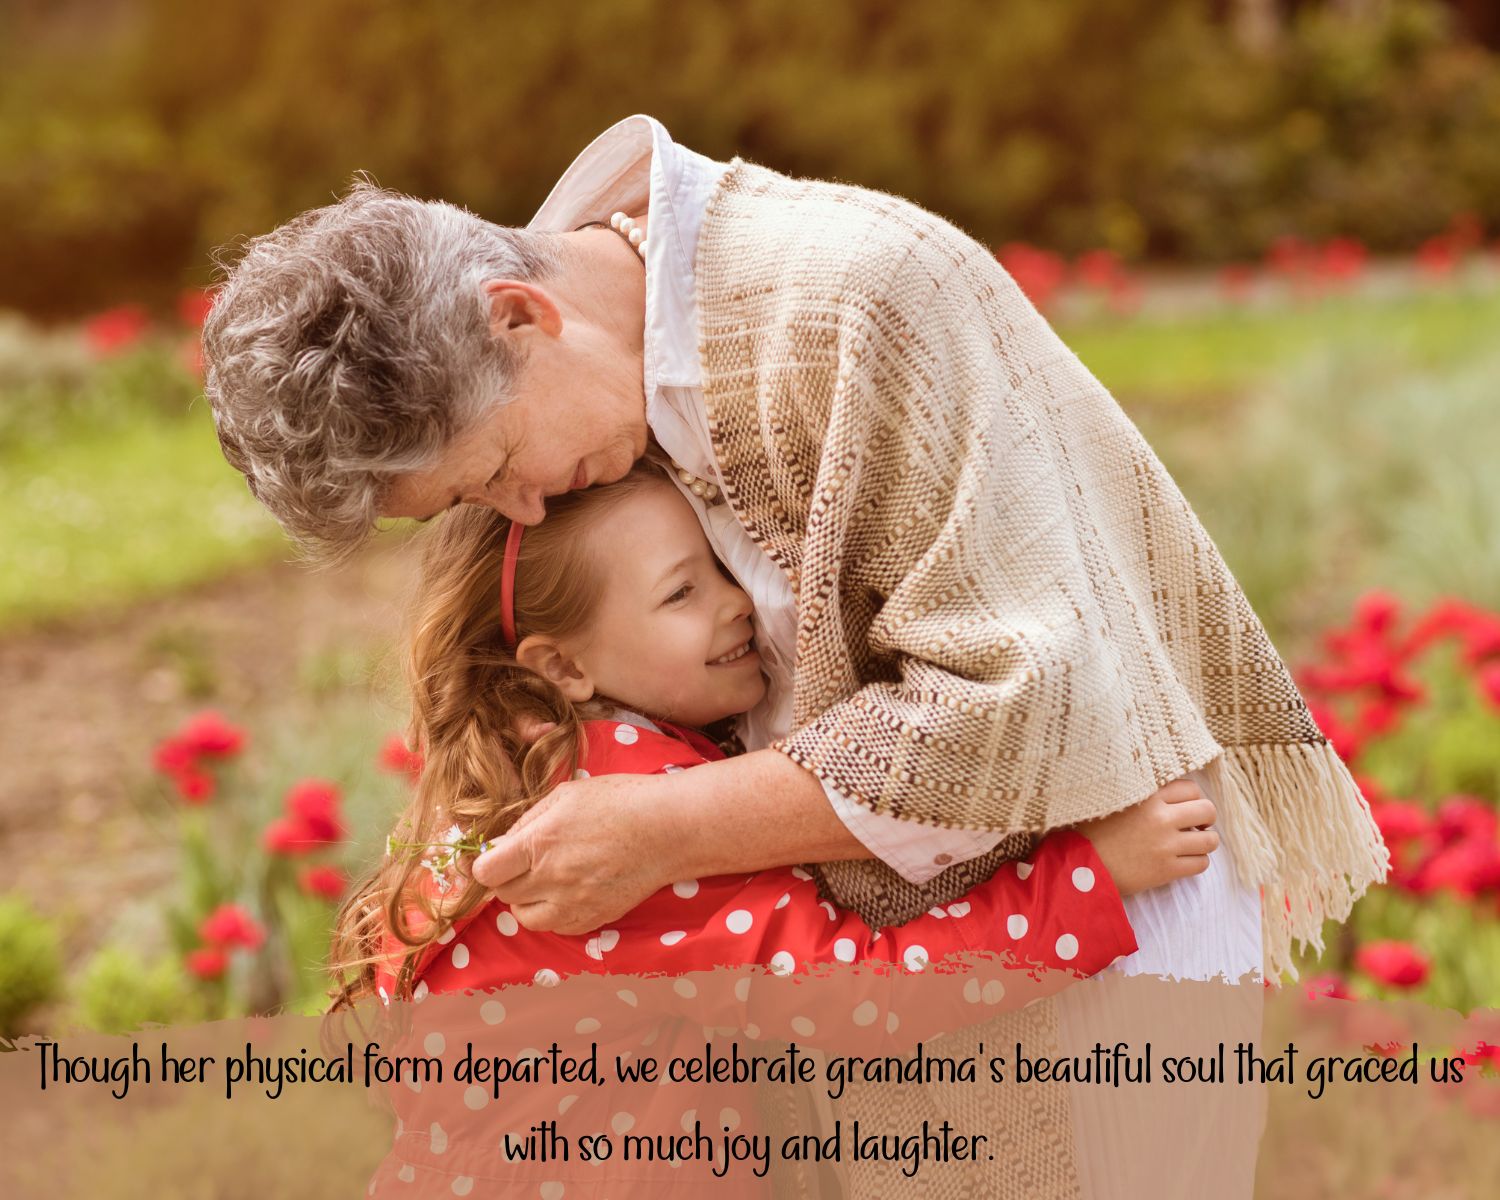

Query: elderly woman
left=205, top=116, right=1384, bottom=1198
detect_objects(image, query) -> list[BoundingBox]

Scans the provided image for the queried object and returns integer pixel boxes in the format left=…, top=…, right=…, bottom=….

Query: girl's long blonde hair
left=329, top=461, right=670, bottom=1009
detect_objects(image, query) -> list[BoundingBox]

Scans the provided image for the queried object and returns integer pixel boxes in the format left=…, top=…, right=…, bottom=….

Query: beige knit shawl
left=695, top=159, right=1388, bottom=980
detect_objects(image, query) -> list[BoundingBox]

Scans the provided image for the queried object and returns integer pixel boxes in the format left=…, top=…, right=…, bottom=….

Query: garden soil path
left=0, top=540, right=415, bottom=957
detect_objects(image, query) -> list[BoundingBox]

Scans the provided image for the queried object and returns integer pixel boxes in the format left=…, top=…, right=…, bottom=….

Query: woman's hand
left=1072, top=777, right=1220, bottom=896
left=468, top=772, right=683, bottom=934
left=464, top=749, right=866, bottom=933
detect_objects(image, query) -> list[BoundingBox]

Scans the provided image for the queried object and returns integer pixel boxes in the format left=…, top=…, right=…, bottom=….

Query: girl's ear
left=514, top=635, right=595, bottom=702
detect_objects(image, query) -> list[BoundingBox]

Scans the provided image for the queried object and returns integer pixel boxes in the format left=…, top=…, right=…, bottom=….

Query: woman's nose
left=481, top=486, right=545, bottom=526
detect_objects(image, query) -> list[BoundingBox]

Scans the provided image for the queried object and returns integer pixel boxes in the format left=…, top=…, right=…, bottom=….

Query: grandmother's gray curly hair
left=203, top=180, right=566, bottom=562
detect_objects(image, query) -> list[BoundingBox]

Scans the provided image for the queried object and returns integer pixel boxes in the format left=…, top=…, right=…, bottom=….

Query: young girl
left=336, top=462, right=1217, bottom=1196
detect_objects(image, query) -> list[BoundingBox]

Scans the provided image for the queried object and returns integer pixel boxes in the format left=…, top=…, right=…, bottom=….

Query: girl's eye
left=664, top=583, right=693, bottom=605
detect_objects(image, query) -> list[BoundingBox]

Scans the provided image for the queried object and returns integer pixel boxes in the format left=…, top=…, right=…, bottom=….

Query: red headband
left=499, top=521, right=525, bottom=652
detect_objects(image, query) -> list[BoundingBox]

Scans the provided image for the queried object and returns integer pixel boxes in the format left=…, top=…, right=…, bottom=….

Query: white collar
left=527, top=114, right=726, bottom=394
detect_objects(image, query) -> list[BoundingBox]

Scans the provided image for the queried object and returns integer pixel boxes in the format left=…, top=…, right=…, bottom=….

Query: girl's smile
left=709, top=640, right=757, bottom=666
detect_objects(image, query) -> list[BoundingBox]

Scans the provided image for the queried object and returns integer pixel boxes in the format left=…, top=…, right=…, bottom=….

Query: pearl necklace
left=608, top=211, right=648, bottom=261
left=605, top=211, right=721, bottom=503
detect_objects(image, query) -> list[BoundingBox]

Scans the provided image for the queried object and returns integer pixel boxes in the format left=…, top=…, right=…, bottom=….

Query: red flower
left=176, top=287, right=216, bottom=328
left=83, top=305, right=149, bottom=356
left=1074, top=249, right=1123, bottom=292
left=1479, top=663, right=1500, bottom=712
left=1423, top=839, right=1500, bottom=899
left=378, top=734, right=424, bottom=780
left=285, top=779, right=346, bottom=843
left=186, top=946, right=229, bottom=981
left=178, top=710, right=246, bottom=759
left=1460, top=611, right=1500, bottom=667
left=152, top=712, right=246, bottom=802
left=1416, top=235, right=1458, bottom=280
left=171, top=767, right=216, bottom=805
left=264, top=779, right=347, bottom=856
left=1369, top=800, right=1431, bottom=846
left=1304, top=972, right=1352, bottom=1001
left=1353, top=590, right=1402, bottom=637
left=1302, top=600, right=1426, bottom=709
left=198, top=903, right=266, bottom=950
left=263, top=816, right=313, bottom=856
left=1390, top=834, right=1440, bottom=895
left=1354, top=773, right=1387, bottom=805
left=1317, top=237, right=1367, bottom=284
left=1400, top=597, right=1482, bottom=658
left=1306, top=699, right=1363, bottom=763
left=1353, top=696, right=1401, bottom=740
left=1435, top=796, right=1498, bottom=846
left=1464, top=1042, right=1500, bottom=1075
left=997, top=243, right=1068, bottom=312
left=152, top=736, right=196, bottom=776
left=1354, top=940, right=1430, bottom=990
left=298, top=865, right=349, bottom=901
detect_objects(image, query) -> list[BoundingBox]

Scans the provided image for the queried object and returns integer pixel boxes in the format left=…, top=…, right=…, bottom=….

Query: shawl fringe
left=1201, top=741, right=1391, bottom=981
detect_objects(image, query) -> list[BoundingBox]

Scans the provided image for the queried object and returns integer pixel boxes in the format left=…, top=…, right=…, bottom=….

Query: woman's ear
left=514, top=635, right=594, bottom=702
left=482, top=279, right=563, bottom=338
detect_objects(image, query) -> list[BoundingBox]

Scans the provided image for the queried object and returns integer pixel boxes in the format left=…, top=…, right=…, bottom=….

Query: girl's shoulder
left=578, top=711, right=721, bottom=776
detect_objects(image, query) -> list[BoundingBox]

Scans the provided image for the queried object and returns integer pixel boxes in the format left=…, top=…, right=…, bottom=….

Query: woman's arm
left=470, top=748, right=1215, bottom=935
left=471, top=749, right=870, bottom=935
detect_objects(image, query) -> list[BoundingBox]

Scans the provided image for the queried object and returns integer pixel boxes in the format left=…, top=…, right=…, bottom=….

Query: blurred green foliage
left=0, top=329, right=281, bottom=630
left=69, top=945, right=205, bottom=1034
left=5, top=274, right=1499, bottom=637
left=0, top=397, right=281, bottom=629
left=1135, top=326, right=1500, bottom=653
left=0, top=893, right=65, bottom=1036
left=1068, top=281, right=1500, bottom=404
left=3, top=0, right=1500, bottom=315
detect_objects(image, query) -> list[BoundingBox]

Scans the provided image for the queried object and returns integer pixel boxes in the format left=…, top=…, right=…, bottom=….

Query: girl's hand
left=468, top=772, right=681, bottom=934
left=1072, top=778, right=1219, bottom=897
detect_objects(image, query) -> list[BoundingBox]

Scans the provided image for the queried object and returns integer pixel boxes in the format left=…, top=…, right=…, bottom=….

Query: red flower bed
left=1296, top=591, right=1500, bottom=1008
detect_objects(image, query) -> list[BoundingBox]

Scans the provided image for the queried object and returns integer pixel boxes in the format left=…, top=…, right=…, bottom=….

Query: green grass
left=0, top=402, right=284, bottom=629
left=1062, top=283, right=1500, bottom=403
left=3, top=281, right=1499, bottom=633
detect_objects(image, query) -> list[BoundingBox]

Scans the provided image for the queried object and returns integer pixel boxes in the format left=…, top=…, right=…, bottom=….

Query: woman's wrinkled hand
left=1072, top=776, right=1220, bottom=897
left=467, top=772, right=681, bottom=934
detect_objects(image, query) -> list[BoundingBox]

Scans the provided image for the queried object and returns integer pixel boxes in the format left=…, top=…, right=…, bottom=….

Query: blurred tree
left=2, top=0, right=1498, bottom=314
left=1232, top=0, right=1284, bottom=51
left=1446, top=0, right=1500, bottom=48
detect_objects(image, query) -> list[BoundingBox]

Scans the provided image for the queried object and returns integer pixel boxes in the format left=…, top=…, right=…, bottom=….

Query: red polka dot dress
left=381, top=717, right=1134, bottom=993
left=366, top=717, right=1138, bottom=1197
